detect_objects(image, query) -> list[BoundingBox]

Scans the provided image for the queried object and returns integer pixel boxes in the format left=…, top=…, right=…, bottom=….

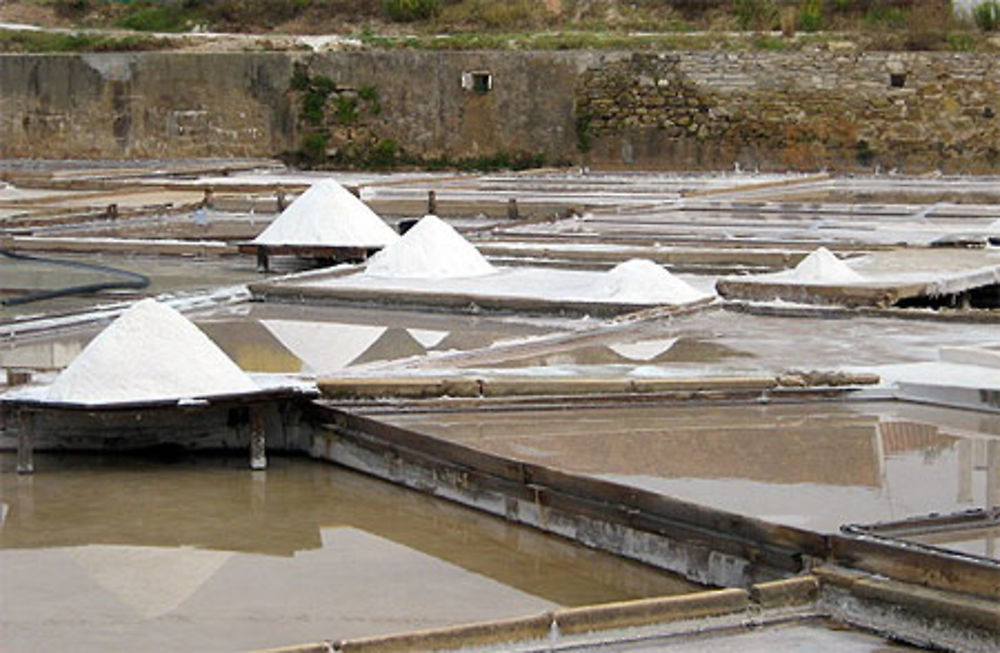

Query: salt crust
left=45, top=298, right=257, bottom=405
left=252, top=179, right=399, bottom=247
left=774, top=247, right=865, bottom=284
left=598, top=259, right=708, bottom=304
left=365, top=214, right=495, bottom=279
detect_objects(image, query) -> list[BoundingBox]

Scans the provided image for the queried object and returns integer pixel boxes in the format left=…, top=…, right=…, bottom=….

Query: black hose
left=0, top=248, right=150, bottom=307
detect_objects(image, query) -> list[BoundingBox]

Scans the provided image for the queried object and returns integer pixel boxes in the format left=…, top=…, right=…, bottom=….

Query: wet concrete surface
left=412, top=309, right=1000, bottom=378
left=378, top=401, right=1000, bottom=535
left=0, top=452, right=699, bottom=652
left=583, top=618, right=921, bottom=652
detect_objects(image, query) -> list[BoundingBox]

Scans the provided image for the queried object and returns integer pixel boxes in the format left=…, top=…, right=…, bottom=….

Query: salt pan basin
left=255, top=265, right=715, bottom=317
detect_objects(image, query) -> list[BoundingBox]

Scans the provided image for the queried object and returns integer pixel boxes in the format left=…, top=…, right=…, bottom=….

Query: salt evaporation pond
left=0, top=453, right=699, bottom=652
left=378, top=401, right=1000, bottom=540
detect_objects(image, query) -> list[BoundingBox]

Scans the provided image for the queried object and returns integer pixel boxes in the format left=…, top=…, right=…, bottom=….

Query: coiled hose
left=0, top=248, right=150, bottom=307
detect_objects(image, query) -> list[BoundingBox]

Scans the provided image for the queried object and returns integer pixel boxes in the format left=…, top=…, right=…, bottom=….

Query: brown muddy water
left=378, top=401, right=1000, bottom=539
left=0, top=452, right=699, bottom=652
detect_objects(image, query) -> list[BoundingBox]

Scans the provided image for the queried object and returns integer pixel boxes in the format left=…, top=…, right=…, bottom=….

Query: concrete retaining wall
left=2, top=50, right=999, bottom=172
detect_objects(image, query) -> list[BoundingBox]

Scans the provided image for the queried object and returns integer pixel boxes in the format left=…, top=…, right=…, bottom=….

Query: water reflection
left=488, top=336, right=751, bottom=370
left=2, top=306, right=552, bottom=378
left=0, top=453, right=696, bottom=651
left=380, top=402, right=1000, bottom=535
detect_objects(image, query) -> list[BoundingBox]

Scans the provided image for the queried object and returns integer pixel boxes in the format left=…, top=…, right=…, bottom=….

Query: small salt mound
left=598, top=259, right=707, bottom=304
left=364, top=214, right=495, bottom=279
left=253, top=179, right=399, bottom=247
left=780, top=247, right=864, bottom=284
left=46, top=299, right=258, bottom=405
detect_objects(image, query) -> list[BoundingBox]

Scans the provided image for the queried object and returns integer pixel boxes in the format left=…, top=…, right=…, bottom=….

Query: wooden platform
left=2, top=387, right=313, bottom=474
left=237, top=243, right=382, bottom=271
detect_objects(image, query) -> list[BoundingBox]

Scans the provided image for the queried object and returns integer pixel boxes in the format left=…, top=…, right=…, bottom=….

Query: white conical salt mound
left=364, top=214, right=496, bottom=279
left=252, top=179, right=399, bottom=247
left=599, top=259, right=708, bottom=304
left=782, top=247, right=864, bottom=284
left=46, top=299, right=258, bottom=405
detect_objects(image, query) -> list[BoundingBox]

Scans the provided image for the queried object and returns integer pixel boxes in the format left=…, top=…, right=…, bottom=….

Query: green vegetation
left=299, top=132, right=329, bottom=166
left=0, top=28, right=171, bottom=52
left=358, top=85, right=382, bottom=115
left=334, top=96, right=359, bottom=124
left=5, top=1, right=1000, bottom=53
left=382, top=0, right=440, bottom=22
left=974, top=1, right=1000, bottom=31
left=798, top=0, right=823, bottom=33
left=116, top=3, right=188, bottom=32
left=733, top=0, right=778, bottom=31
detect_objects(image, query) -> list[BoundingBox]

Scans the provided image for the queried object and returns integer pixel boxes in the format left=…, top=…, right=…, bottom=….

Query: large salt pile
left=778, top=247, right=864, bottom=284
left=46, top=299, right=258, bottom=405
left=364, top=214, right=496, bottom=278
left=252, top=179, right=399, bottom=247
left=598, top=259, right=708, bottom=304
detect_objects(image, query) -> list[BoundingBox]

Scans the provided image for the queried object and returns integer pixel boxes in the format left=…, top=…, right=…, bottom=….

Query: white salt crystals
left=252, top=179, right=399, bottom=247
left=45, top=299, right=258, bottom=405
left=599, top=259, right=708, bottom=304
left=365, top=214, right=495, bottom=279
left=775, top=247, right=865, bottom=284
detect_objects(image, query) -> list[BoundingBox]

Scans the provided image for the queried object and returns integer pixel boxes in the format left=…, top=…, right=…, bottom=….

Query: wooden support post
left=249, top=405, right=267, bottom=470
left=427, top=190, right=437, bottom=215
left=17, top=410, right=34, bottom=475
left=507, top=197, right=519, bottom=220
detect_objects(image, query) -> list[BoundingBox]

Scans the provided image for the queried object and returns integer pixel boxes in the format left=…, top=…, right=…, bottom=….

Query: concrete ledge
left=258, top=589, right=751, bottom=652
left=749, top=576, right=819, bottom=608
left=334, top=612, right=552, bottom=652
left=815, top=566, right=1000, bottom=633
left=482, top=378, right=631, bottom=397
left=318, top=377, right=481, bottom=399
left=630, top=376, right=777, bottom=393
left=315, top=374, right=880, bottom=401
left=553, top=588, right=748, bottom=636
left=254, top=643, right=333, bottom=653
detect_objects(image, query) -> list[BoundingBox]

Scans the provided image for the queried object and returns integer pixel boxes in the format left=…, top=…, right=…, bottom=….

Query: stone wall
left=578, top=51, right=1000, bottom=172
left=1, top=50, right=998, bottom=172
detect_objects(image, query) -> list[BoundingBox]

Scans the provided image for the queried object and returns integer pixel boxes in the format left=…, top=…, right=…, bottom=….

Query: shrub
left=733, top=0, right=779, bottom=31
left=974, top=1, right=1000, bottom=31
left=117, top=5, right=188, bottom=32
left=299, top=133, right=328, bottom=166
left=382, top=0, right=440, bottom=22
left=799, top=0, right=823, bottom=32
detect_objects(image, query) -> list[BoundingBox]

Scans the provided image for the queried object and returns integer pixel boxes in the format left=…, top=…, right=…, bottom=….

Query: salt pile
left=777, top=247, right=864, bottom=284
left=598, top=259, right=707, bottom=304
left=252, top=179, right=399, bottom=247
left=365, top=214, right=496, bottom=279
left=46, top=299, right=258, bottom=405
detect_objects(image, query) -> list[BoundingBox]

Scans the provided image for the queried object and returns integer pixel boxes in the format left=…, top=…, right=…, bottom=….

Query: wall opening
left=889, top=73, right=907, bottom=89
left=461, top=71, right=493, bottom=94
